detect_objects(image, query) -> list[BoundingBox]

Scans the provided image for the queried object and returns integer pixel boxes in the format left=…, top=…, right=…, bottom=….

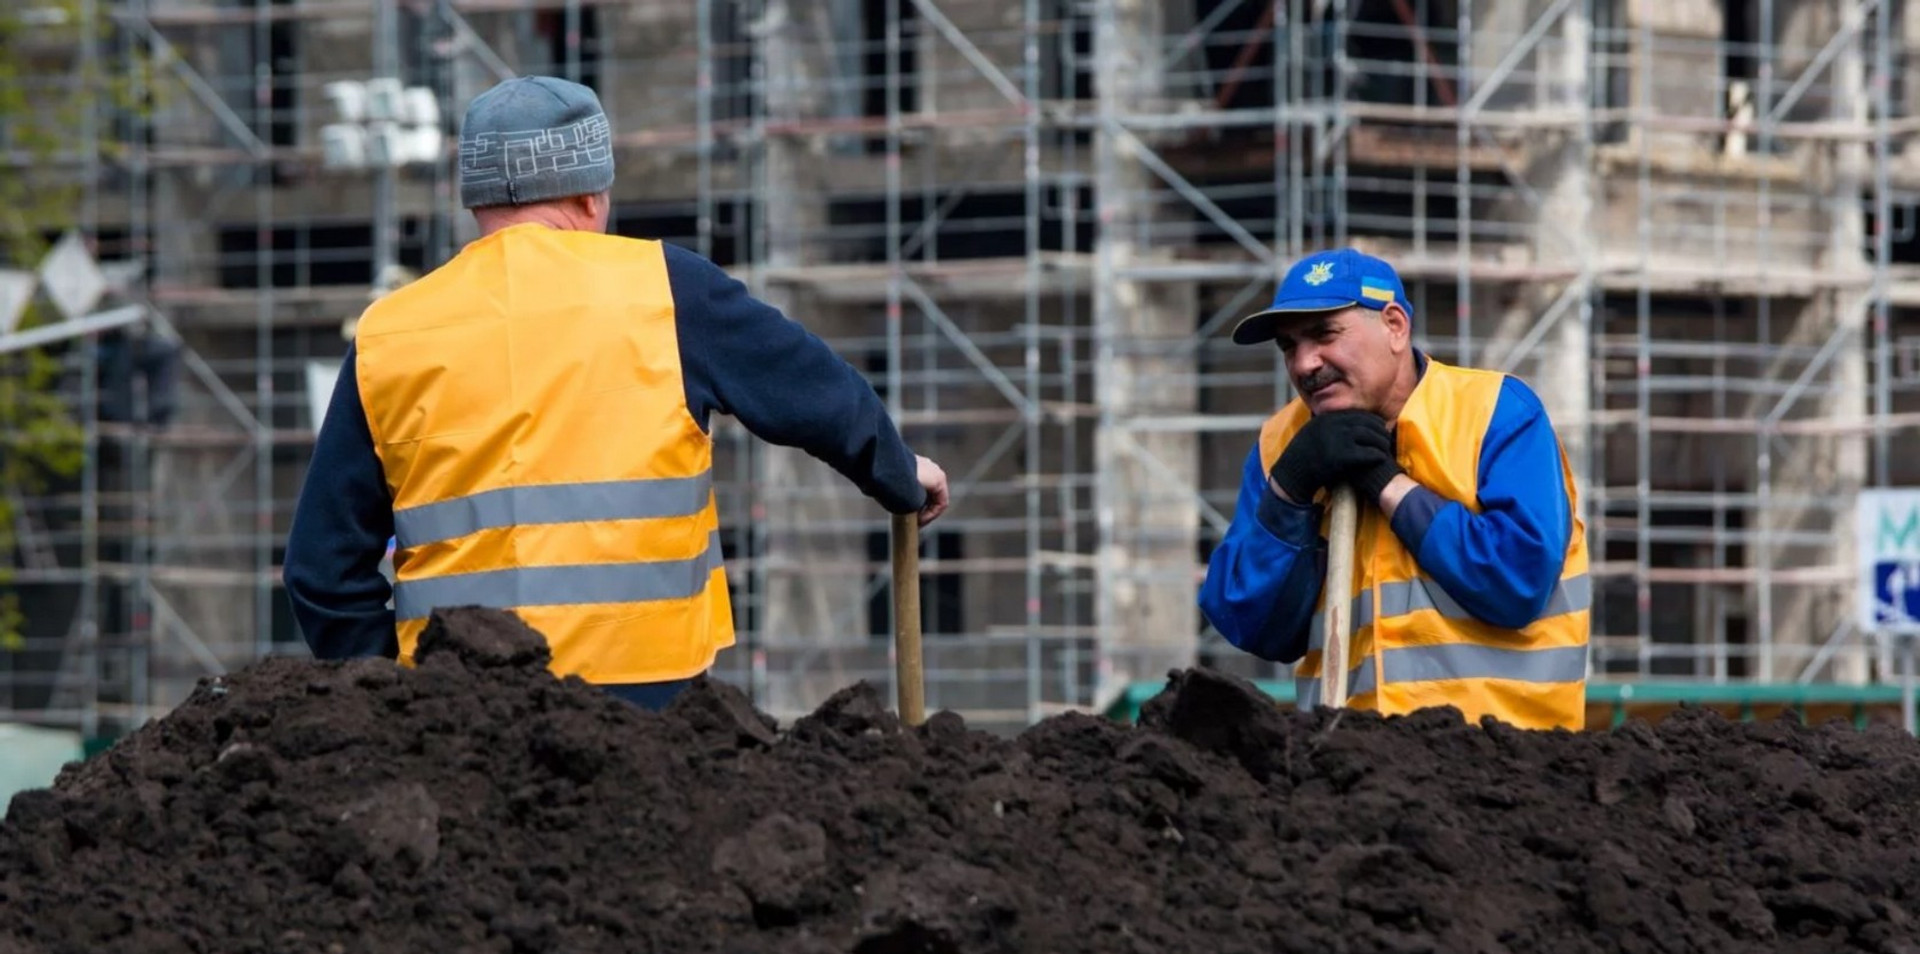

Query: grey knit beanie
left=457, top=76, right=615, bottom=209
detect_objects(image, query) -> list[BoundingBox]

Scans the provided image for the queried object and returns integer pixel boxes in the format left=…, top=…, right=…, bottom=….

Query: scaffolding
left=5, top=0, right=1919, bottom=737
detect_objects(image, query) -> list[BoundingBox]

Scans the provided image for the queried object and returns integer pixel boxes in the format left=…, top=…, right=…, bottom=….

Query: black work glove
left=1350, top=431, right=1404, bottom=504
left=1268, top=409, right=1402, bottom=504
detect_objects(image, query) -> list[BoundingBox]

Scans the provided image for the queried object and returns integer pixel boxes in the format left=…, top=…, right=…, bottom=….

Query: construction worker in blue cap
left=1198, top=248, right=1592, bottom=730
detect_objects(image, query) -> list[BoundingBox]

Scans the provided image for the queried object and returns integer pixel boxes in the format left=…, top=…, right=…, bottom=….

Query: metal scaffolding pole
left=1871, top=0, right=1893, bottom=491
left=252, top=1, right=275, bottom=667
left=73, top=0, right=105, bottom=736
left=1021, top=0, right=1044, bottom=722
left=1090, top=0, right=1120, bottom=705
left=1755, top=0, right=1779, bottom=683
left=885, top=0, right=908, bottom=713
left=1634, top=11, right=1654, bottom=664
left=1454, top=0, right=1474, bottom=368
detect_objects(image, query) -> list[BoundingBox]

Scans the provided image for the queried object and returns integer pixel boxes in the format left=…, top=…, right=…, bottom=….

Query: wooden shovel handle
left=891, top=512, right=925, bottom=726
left=1322, top=486, right=1359, bottom=709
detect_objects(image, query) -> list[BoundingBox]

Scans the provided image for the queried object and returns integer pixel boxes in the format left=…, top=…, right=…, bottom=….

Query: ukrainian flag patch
left=1359, top=277, right=1396, bottom=302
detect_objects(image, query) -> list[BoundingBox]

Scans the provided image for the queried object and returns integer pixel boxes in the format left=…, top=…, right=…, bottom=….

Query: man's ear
left=1383, top=303, right=1412, bottom=351
left=568, top=191, right=601, bottom=224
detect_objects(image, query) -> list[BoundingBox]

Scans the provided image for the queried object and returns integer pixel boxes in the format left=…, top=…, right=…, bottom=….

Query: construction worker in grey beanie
left=286, top=76, right=950, bottom=710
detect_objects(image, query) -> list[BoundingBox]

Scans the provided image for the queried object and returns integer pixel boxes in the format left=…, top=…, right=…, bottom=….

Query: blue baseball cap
left=1231, top=248, right=1413, bottom=345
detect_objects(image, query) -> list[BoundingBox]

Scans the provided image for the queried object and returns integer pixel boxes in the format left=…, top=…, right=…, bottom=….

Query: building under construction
left=6, top=0, right=1920, bottom=735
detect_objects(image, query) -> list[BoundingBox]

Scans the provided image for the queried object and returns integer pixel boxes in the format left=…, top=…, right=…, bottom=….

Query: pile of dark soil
left=4, top=607, right=1920, bottom=954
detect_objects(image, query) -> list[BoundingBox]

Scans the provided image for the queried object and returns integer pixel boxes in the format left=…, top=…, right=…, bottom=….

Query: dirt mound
left=5, top=607, right=1920, bottom=954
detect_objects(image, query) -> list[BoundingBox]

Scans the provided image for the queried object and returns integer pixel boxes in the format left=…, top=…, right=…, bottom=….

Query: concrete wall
left=1622, top=0, right=1722, bottom=154
left=1592, top=167, right=1829, bottom=277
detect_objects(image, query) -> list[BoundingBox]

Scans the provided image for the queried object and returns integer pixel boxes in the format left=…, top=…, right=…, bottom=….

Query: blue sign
left=1871, top=560, right=1920, bottom=628
left=1859, top=490, right=1920, bottom=633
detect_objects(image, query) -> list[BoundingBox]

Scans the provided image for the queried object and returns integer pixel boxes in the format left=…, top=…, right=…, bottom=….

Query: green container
left=1103, top=678, right=1916, bottom=734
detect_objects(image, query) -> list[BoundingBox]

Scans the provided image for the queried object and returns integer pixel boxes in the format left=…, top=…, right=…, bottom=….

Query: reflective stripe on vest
left=394, top=529, right=724, bottom=622
left=1296, top=644, right=1590, bottom=709
left=394, top=473, right=714, bottom=547
left=1308, top=573, right=1594, bottom=651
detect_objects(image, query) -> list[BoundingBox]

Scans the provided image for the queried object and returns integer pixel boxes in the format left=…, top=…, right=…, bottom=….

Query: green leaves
left=0, top=0, right=153, bottom=651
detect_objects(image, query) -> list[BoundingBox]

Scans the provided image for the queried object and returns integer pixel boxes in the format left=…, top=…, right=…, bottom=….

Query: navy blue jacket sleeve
left=1387, top=375, right=1573, bottom=630
left=1198, top=445, right=1326, bottom=663
left=663, top=243, right=926, bottom=515
left=283, top=345, right=399, bottom=659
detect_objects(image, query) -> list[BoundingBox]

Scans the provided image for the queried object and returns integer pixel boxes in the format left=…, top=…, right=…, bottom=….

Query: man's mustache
left=1298, top=369, right=1343, bottom=394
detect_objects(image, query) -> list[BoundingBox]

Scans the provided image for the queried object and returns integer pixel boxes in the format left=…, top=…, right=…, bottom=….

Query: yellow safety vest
left=353, top=223, right=735, bottom=684
left=1257, top=359, right=1590, bottom=730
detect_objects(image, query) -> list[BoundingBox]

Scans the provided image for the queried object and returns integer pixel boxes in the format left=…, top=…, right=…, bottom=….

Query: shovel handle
left=1322, top=486, right=1359, bottom=709
left=891, top=512, right=925, bottom=726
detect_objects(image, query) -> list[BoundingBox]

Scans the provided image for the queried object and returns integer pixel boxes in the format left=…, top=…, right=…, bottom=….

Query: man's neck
left=1379, top=349, right=1425, bottom=421
left=476, top=207, right=582, bottom=237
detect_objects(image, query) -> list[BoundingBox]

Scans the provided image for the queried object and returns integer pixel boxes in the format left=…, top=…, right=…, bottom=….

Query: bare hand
left=915, top=455, right=949, bottom=528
